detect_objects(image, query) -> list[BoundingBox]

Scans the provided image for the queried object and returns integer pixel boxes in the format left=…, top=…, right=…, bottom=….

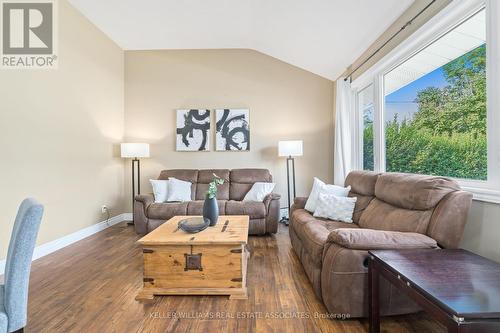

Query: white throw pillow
left=166, top=177, right=192, bottom=202
left=150, top=179, right=169, bottom=203
left=305, top=177, right=350, bottom=213
left=313, top=193, right=357, bottom=223
left=243, top=182, right=276, bottom=202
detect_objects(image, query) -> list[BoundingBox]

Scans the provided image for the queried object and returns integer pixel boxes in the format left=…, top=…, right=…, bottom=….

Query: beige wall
left=0, top=0, right=125, bottom=260
left=124, top=49, right=334, bottom=210
left=462, top=202, right=500, bottom=262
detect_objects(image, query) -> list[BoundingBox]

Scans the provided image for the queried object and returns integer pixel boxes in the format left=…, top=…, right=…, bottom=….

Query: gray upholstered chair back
left=4, top=198, right=44, bottom=332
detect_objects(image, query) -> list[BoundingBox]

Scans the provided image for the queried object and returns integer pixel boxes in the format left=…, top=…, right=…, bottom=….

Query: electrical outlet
left=101, top=205, right=108, bottom=214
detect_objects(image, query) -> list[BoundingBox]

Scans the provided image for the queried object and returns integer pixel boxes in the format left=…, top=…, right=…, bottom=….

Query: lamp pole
left=278, top=140, right=303, bottom=226
left=129, top=157, right=141, bottom=225
left=282, top=155, right=296, bottom=226
left=121, top=143, right=150, bottom=226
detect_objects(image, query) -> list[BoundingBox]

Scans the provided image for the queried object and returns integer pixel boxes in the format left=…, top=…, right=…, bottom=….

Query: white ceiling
left=385, top=8, right=486, bottom=95
left=68, top=0, right=414, bottom=80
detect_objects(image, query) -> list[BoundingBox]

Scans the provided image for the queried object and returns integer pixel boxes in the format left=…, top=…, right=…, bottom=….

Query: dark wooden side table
left=368, top=249, right=500, bottom=333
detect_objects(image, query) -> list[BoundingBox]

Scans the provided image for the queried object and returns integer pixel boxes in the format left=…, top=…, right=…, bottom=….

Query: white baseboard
left=0, top=213, right=130, bottom=276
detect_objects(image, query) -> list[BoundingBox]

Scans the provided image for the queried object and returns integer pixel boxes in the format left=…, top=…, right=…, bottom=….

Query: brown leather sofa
left=289, top=171, right=472, bottom=318
left=134, top=168, right=280, bottom=235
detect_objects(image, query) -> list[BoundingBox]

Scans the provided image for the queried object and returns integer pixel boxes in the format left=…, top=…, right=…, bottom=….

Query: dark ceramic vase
left=203, top=196, right=219, bottom=226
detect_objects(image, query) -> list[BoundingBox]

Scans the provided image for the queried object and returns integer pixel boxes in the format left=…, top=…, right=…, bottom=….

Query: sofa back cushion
left=158, top=168, right=272, bottom=201
left=345, top=171, right=380, bottom=223
left=345, top=171, right=379, bottom=196
left=158, top=169, right=198, bottom=200
left=358, top=198, right=433, bottom=233
left=229, top=169, right=272, bottom=201
left=358, top=172, right=460, bottom=233
left=195, top=169, right=230, bottom=200
left=374, top=173, right=460, bottom=210
left=348, top=193, right=374, bottom=224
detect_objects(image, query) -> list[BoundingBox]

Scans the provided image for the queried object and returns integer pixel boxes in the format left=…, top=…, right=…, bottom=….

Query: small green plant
left=206, top=173, right=225, bottom=199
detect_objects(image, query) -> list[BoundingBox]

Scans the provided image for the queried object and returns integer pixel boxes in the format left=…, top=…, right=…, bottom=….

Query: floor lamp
left=278, top=140, right=303, bottom=225
left=121, top=143, right=150, bottom=225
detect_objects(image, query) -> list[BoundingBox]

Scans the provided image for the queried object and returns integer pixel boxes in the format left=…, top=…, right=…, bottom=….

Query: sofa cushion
left=359, top=198, right=433, bottom=233
left=291, top=209, right=359, bottom=266
left=225, top=201, right=266, bottom=219
left=349, top=193, right=373, bottom=224
left=374, top=173, right=459, bottom=210
left=158, top=169, right=198, bottom=200
left=305, top=177, right=350, bottom=213
left=230, top=183, right=253, bottom=202
left=147, top=202, right=188, bottom=220
left=150, top=179, right=169, bottom=203
left=229, top=169, right=272, bottom=200
left=328, top=228, right=439, bottom=250
left=302, top=219, right=359, bottom=266
left=243, top=182, right=276, bottom=202
left=166, top=178, right=192, bottom=202
left=195, top=169, right=230, bottom=200
left=345, top=170, right=380, bottom=196
left=345, top=171, right=378, bottom=224
left=313, top=193, right=357, bottom=223
left=187, top=200, right=226, bottom=215
left=158, top=169, right=198, bottom=182
left=230, top=168, right=272, bottom=183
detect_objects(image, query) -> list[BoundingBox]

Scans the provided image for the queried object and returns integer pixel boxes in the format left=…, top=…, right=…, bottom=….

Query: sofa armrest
left=264, top=193, right=281, bottom=207
left=290, top=197, right=308, bottom=219
left=264, top=193, right=281, bottom=233
left=328, top=228, right=439, bottom=251
left=135, top=193, right=154, bottom=205
left=291, top=197, right=308, bottom=210
left=134, top=194, right=154, bottom=234
left=264, top=193, right=281, bottom=205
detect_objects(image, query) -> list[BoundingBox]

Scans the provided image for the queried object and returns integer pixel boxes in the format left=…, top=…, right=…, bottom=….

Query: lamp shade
left=120, top=143, right=150, bottom=158
left=278, top=140, right=303, bottom=157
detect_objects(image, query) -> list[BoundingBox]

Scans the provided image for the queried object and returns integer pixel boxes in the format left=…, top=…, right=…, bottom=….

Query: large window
left=352, top=0, right=500, bottom=202
left=383, top=9, right=486, bottom=180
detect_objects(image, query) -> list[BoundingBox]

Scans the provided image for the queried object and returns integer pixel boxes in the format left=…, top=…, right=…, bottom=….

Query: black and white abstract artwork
left=176, top=109, right=210, bottom=151
left=215, top=109, right=250, bottom=151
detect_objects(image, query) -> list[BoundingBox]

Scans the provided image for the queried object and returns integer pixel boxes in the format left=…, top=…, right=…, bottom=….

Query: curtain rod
left=344, top=0, right=437, bottom=82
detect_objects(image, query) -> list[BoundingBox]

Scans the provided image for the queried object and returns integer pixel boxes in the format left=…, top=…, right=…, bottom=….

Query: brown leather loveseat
left=134, top=168, right=280, bottom=235
left=290, top=171, right=473, bottom=318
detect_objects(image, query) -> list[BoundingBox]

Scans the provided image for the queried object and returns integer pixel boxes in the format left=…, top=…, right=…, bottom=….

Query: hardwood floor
left=24, top=222, right=446, bottom=333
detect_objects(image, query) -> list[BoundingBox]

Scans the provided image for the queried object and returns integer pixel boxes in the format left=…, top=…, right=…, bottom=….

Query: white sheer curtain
left=333, top=79, right=355, bottom=186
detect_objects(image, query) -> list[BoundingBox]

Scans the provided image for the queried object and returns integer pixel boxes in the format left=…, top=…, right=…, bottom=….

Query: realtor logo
left=1, top=0, right=57, bottom=69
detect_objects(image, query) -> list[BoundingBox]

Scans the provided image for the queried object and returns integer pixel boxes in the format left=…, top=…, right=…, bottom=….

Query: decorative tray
left=178, top=217, right=210, bottom=233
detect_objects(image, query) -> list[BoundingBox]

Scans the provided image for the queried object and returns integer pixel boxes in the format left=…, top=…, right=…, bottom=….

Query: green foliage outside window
left=363, top=44, right=487, bottom=180
left=363, top=115, right=374, bottom=171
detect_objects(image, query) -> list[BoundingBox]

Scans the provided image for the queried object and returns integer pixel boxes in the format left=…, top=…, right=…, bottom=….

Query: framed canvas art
left=176, top=109, right=210, bottom=151
left=215, top=109, right=250, bottom=151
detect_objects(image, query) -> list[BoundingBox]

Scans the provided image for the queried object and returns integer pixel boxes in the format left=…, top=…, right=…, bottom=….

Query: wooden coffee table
left=368, top=249, right=500, bottom=333
left=135, top=215, right=249, bottom=301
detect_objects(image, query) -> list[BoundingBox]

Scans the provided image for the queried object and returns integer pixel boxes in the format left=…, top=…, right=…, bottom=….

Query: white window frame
left=355, top=83, right=373, bottom=171
left=351, top=0, right=500, bottom=203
